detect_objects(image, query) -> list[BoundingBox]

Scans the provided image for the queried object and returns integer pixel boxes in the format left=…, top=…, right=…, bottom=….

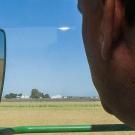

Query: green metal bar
left=0, top=124, right=134, bottom=135
left=14, top=125, right=92, bottom=134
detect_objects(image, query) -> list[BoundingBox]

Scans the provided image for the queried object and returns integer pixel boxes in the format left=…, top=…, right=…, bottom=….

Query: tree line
left=4, top=89, right=50, bottom=99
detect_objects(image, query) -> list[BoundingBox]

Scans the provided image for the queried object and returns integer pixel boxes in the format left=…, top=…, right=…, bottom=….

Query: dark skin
left=78, top=0, right=135, bottom=128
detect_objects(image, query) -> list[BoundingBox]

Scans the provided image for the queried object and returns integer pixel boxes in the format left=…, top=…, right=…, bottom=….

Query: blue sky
left=0, top=0, right=98, bottom=97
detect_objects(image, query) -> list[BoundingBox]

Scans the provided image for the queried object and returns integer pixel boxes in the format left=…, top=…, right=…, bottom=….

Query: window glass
left=1, top=0, right=97, bottom=97
left=0, top=1, right=115, bottom=134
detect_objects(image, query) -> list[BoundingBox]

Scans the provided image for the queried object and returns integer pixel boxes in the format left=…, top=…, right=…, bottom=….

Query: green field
left=0, top=101, right=134, bottom=135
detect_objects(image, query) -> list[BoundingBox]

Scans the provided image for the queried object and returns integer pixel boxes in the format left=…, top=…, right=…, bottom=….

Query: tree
left=41, top=93, right=50, bottom=99
left=44, top=94, right=50, bottom=98
left=30, top=89, right=42, bottom=99
left=5, top=93, right=18, bottom=99
left=30, top=89, right=50, bottom=99
left=18, top=93, right=22, bottom=97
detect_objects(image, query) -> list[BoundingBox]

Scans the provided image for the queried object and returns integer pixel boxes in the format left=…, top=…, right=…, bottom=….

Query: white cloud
left=58, top=26, right=71, bottom=32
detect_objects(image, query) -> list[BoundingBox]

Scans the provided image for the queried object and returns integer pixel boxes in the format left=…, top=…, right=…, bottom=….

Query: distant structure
left=51, top=95, right=62, bottom=99
left=20, top=95, right=29, bottom=99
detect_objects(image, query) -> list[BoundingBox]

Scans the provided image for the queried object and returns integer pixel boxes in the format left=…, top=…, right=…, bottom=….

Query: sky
left=0, top=0, right=98, bottom=97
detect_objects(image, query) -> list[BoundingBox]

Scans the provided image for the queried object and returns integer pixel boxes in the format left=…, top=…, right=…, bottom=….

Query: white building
left=51, top=95, right=62, bottom=99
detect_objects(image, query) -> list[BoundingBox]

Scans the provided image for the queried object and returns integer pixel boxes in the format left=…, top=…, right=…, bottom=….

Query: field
left=0, top=101, right=134, bottom=135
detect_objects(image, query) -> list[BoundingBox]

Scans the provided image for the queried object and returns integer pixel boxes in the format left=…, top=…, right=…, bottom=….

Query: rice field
left=0, top=101, right=134, bottom=135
